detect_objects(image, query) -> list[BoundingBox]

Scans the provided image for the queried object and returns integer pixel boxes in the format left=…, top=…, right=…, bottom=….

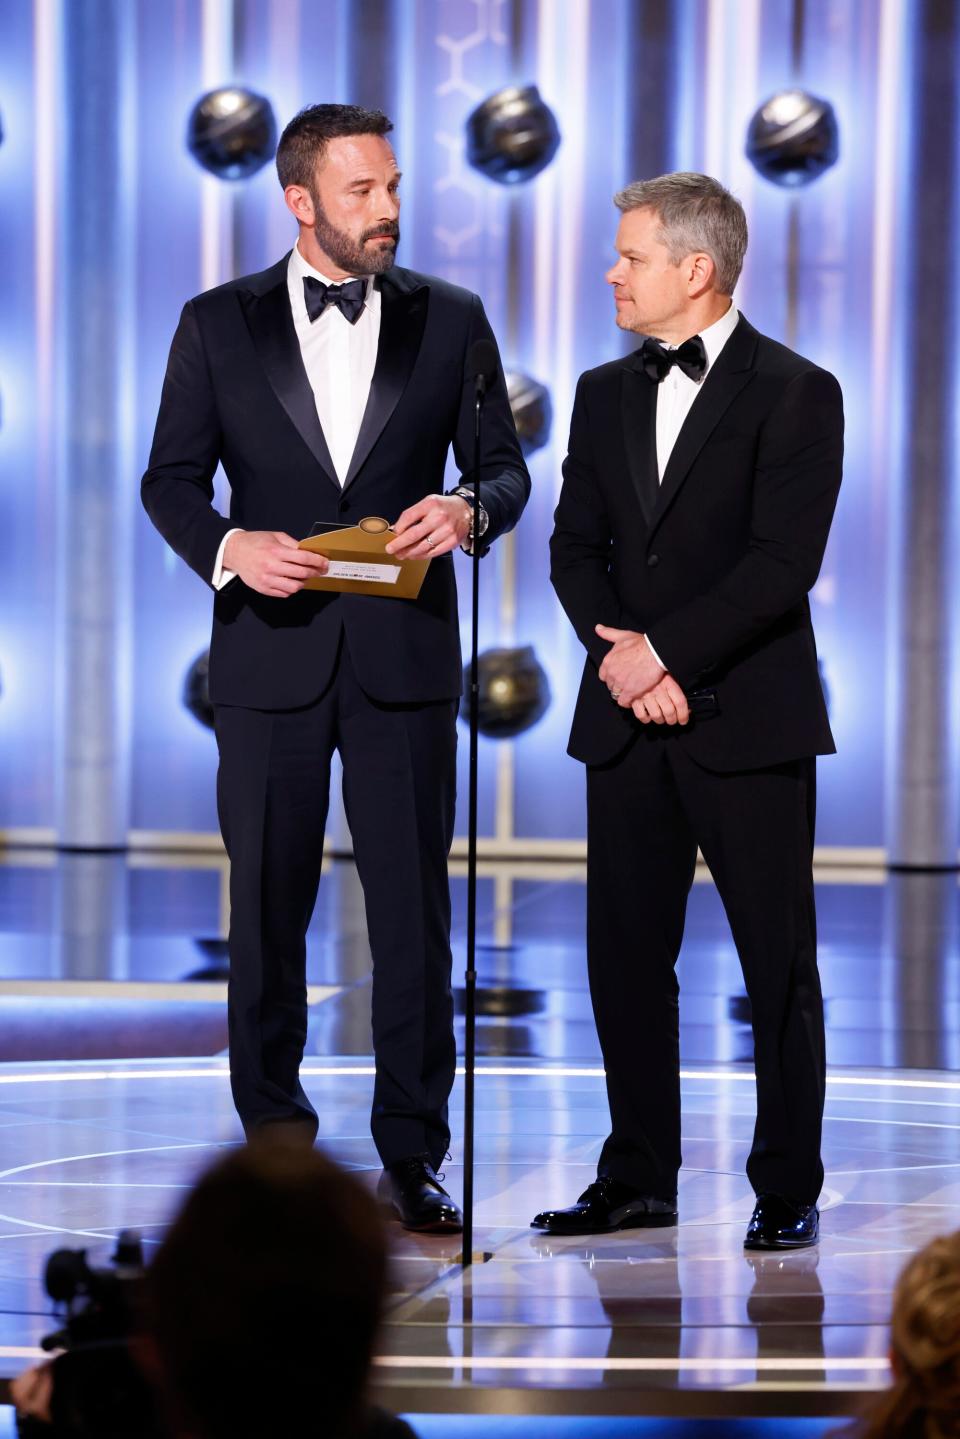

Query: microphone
left=466, top=338, right=498, bottom=401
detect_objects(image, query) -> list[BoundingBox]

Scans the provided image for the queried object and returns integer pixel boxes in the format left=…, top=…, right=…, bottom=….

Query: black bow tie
left=303, top=275, right=367, bottom=325
left=639, top=334, right=707, bottom=384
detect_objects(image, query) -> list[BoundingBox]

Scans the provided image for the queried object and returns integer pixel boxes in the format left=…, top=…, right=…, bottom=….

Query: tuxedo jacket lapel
left=241, top=271, right=340, bottom=492
left=343, top=269, right=429, bottom=491
left=620, top=365, right=659, bottom=526
left=649, top=316, right=759, bottom=535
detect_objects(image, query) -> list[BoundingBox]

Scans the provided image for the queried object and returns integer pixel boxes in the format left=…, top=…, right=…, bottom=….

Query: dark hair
left=145, top=1139, right=389, bottom=1439
left=276, top=103, right=394, bottom=190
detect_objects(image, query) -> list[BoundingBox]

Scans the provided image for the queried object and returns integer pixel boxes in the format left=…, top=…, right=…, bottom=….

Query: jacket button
left=647, top=553, right=660, bottom=568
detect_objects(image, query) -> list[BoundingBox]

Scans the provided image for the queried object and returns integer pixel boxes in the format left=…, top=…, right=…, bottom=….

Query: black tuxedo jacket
left=142, top=257, right=529, bottom=709
left=550, top=315, right=843, bottom=771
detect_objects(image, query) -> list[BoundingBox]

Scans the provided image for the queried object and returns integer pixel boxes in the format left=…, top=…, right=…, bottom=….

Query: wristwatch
left=446, top=486, right=489, bottom=544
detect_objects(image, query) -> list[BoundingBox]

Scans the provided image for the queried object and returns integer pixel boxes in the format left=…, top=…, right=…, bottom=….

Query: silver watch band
left=448, top=486, right=489, bottom=539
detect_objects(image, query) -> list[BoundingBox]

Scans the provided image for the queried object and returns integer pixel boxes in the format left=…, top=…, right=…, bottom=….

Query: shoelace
left=394, top=1157, right=446, bottom=1188
left=578, top=1175, right=617, bottom=1205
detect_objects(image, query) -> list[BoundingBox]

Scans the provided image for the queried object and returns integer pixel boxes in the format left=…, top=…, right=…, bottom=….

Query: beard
left=311, top=196, right=399, bottom=276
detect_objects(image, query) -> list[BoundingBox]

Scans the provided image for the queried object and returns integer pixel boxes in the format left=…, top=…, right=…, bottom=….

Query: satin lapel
left=343, top=273, right=429, bottom=490
left=620, top=366, right=659, bottom=526
left=649, top=319, right=758, bottom=536
left=241, top=280, right=339, bottom=490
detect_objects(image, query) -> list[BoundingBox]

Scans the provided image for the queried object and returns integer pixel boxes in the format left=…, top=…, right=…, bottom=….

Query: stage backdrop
left=0, top=0, right=957, bottom=861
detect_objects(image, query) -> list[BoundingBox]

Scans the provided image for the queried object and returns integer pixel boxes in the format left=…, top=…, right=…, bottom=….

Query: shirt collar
left=702, top=302, right=742, bottom=368
left=660, top=301, right=740, bottom=376
left=698, top=300, right=740, bottom=372
left=288, top=242, right=373, bottom=299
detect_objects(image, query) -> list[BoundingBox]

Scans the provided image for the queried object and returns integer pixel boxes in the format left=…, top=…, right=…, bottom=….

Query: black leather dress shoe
left=378, top=1157, right=463, bottom=1234
left=530, top=1177, right=677, bottom=1235
left=745, top=1193, right=819, bottom=1250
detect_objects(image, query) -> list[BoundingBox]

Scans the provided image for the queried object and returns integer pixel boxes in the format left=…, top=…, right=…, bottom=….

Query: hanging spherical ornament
left=182, top=649, right=214, bottom=730
left=463, top=646, right=551, bottom=738
left=745, top=89, right=839, bottom=187
left=505, top=371, right=552, bottom=456
left=466, top=85, right=561, bottom=184
left=187, top=87, right=277, bottom=180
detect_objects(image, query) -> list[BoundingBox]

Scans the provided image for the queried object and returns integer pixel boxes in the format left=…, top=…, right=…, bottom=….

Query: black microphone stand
left=461, top=371, right=488, bottom=1271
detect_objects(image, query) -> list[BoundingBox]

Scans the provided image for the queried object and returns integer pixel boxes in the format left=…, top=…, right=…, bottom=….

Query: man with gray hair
left=537, top=173, right=843, bottom=1249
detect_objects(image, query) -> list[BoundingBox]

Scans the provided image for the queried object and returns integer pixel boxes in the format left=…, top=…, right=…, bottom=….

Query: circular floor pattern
left=0, top=1058, right=956, bottom=1417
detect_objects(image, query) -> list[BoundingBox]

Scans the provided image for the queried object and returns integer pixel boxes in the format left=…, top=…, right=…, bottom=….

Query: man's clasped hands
left=595, top=624, right=690, bottom=726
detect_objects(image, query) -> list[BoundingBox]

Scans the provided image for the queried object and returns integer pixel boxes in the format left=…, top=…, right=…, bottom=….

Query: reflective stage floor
left=0, top=850, right=957, bottom=1428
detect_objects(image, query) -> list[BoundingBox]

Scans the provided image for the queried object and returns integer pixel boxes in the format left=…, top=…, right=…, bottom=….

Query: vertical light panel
left=33, top=0, right=57, bottom=500
left=392, top=0, right=420, bottom=252
left=875, top=0, right=909, bottom=860
left=702, top=0, right=730, bottom=181
left=53, top=0, right=136, bottom=846
left=550, top=0, right=590, bottom=474
left=0, top=0, right=58, bottom=835
left=263, top=0, right=303, bottom=261
left=671, top=0, right=698, bottom=171
left=513, top=0, right=646, bottom=847
left=886, top=0, right=959, bottom=865
left=200, top=0, right=236, bottom=291
left=131, top=0, right=225, bottom=835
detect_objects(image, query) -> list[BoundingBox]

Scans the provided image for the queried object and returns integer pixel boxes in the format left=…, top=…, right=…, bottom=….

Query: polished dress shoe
left=530, top=1176, right=677, bottom=1235
left=378, top=1157, right=463, bottom=1234
left=745, top=1193, right=819, bottom=1250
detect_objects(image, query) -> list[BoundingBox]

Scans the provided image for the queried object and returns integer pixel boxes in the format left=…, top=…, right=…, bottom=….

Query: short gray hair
left=614, top=172, right=748, bottom=296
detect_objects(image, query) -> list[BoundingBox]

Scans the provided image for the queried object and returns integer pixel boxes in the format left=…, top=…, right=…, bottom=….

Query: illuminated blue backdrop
left=0, top=0, right=957, bottom=861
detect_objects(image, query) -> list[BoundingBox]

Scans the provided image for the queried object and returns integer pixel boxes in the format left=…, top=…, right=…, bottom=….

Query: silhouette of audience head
left=850, top=1229, right=960, bottom=1439
left=145, top=1138, right=389, bottom=1439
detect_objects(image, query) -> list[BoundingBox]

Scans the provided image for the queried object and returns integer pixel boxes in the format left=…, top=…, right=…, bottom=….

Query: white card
left=324, top=560, right=402, bottom=584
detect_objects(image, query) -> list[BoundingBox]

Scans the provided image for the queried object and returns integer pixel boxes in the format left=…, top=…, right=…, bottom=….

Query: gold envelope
left=297, top=516, right=430, bottom=599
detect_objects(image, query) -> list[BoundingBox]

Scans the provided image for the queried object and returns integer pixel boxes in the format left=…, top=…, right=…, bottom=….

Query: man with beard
left=142, top=105, right=529, bottom=1232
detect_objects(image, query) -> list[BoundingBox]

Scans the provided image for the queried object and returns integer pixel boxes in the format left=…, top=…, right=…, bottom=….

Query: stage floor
left=0, top=1056, right=956, bottom=1419
left=0, top=851, right=957, bottom=1422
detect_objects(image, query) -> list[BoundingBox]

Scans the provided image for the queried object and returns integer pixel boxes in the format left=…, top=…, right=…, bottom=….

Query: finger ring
left=427, top=535, right=436, bottom=549
left=611, top=690, right=621, bottom=700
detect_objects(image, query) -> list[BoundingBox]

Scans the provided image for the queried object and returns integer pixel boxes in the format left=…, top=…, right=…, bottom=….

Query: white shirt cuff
left=212, top=528, right=242, bottom=589
left=644, top=634, right=667, bottom=670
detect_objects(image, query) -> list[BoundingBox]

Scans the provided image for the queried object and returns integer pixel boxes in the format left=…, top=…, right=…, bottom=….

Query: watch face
left=450, top=487, right=488, bottom=538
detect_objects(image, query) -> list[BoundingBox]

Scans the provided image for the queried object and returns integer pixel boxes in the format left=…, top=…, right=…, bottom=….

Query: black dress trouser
left=586, top=733, right=825, bottom=1205
left=213, top=637, right=458, bottom=1170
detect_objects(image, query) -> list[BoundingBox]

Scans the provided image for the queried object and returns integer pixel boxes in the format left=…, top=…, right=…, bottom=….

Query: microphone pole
left=461, top=340, right=496, bottom=1271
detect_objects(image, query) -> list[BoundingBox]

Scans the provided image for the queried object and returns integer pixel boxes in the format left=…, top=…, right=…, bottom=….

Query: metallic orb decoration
left=745, top=89, right=839, bottom=187
left=463, top=645, right=551, bottom=738
left=182, top=649, right=214, bottom=730
left=466, top=84, right=561, bottom=184
left=187, top=87, right=277, bottom=180
left=505, top=371, right=552, bottom=456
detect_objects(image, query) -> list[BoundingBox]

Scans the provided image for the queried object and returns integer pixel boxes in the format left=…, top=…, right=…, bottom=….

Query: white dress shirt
left=644, top=301, right=740, bottom=668
left=654, top=301, right=740, bottom=478
left=212, top=243, right=380, bottom=588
